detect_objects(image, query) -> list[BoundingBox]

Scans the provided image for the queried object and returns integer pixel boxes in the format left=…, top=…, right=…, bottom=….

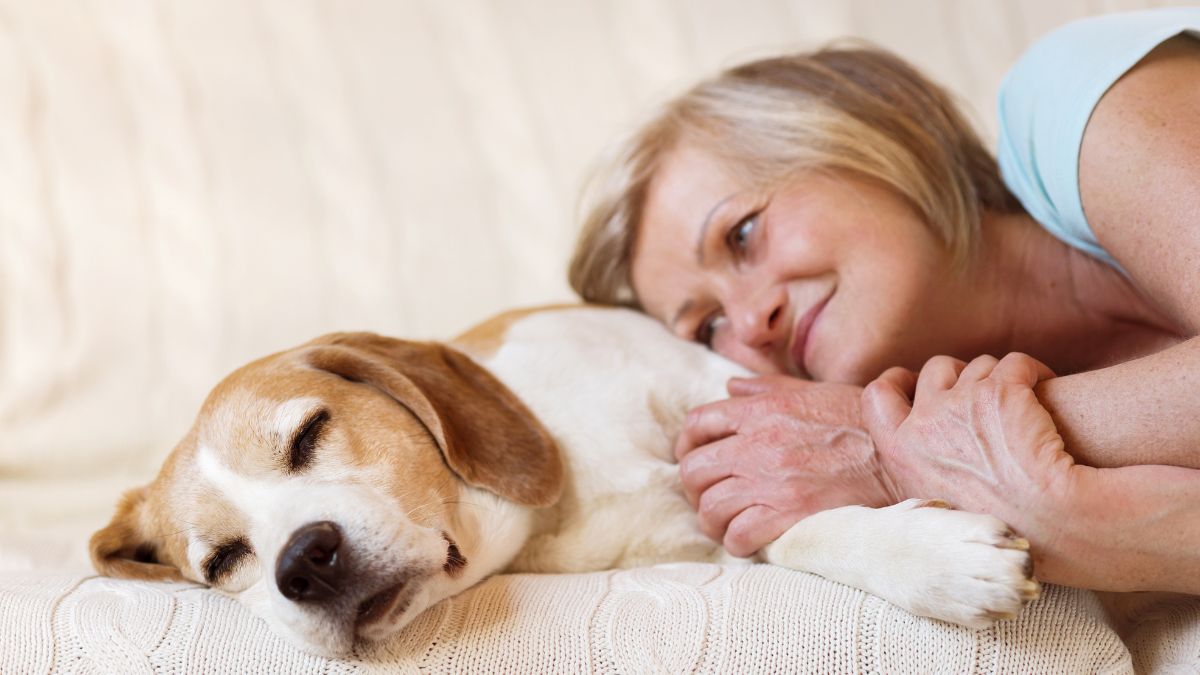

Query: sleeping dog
left=91, top=306, right=1039, bottom=656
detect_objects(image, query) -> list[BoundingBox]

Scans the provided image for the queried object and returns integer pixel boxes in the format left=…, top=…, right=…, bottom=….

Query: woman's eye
left=725, top=213, right=759, bottom=254
left=695, top=313, right=726, bottom=348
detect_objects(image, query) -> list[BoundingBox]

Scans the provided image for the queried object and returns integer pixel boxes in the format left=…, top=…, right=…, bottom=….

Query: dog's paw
left=882, top=498, right=1040, bottom=629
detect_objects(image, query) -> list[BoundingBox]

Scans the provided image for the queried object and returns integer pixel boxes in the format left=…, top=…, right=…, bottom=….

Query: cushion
left=1, top=567, right=1133, bottom=674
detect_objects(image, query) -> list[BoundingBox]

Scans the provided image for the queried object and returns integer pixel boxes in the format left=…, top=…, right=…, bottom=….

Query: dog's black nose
left=276, top=521, right=345, bottom=603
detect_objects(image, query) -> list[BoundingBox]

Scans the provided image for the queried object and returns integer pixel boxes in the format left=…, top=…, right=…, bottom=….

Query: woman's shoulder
left=995, top=8, right=1200, bottom=270
left=1077, top=32, right=1200, bottom=333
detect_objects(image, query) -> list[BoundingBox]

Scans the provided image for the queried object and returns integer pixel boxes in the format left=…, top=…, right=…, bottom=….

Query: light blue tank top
left=996, top=8, right=1200, bottom=268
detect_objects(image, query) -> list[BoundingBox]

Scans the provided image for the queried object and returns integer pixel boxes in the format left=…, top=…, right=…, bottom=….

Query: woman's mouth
left=790, top=292, right=832, bottom=378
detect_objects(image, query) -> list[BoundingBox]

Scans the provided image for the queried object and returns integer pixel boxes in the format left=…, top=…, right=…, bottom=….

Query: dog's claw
left=999, top=536, right=1030, bottom=551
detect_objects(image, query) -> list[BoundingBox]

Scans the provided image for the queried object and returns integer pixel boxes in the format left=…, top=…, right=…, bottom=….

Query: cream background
left=0, top=0, right=1186, bottom=482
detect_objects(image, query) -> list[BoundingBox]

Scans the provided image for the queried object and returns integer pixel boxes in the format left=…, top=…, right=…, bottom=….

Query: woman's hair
left=569, top=45, right=1022, bottom=307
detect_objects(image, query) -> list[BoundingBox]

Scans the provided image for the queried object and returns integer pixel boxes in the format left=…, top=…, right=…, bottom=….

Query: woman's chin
left=809, top=351, right=878, bottom=386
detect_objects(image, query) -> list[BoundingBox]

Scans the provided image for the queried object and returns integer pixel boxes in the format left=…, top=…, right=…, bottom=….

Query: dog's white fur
left=91, top=306, right=1038, bottom=656
left=469, top=308, right=1036, bottom=625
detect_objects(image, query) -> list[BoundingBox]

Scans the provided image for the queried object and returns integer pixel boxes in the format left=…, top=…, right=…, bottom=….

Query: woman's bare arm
left=1040, top=34, right=1200, bottom=470
left=1079, top=35, right=1200, bottom=335
left=1032, top=461, right=1200, bottom=592
left=1037, top=338, right=1200, bottom=469
left=992, top=38, right=1200, bottom=588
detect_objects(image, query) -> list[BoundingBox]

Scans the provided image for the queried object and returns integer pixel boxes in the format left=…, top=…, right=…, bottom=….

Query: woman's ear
left=306, top=334, right=564, bottom=508
left=90, top=486, right=187, bottom=582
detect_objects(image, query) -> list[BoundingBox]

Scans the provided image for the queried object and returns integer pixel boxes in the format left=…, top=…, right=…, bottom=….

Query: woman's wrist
left=1022, top=463, right=1200, bottom=592
left=876, top=466, right=907, bottom=507
left=874, top=443, right=916, bottom=503
left=867, top=439, right=907, bottom=506
left=872, top=414, right=1075, bottom=537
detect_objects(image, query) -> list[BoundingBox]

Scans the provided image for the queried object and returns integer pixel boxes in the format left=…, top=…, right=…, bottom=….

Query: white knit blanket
left=3, top=478, right=1199, bottom=673
left=0, top=565, right=1162, bottom=674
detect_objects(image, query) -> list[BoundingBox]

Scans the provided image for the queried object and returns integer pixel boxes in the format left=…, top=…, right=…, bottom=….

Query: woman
left=569, top=9, right=1200, bottom=593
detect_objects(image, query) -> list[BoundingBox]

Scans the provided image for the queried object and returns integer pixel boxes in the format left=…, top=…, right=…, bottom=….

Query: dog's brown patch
left=90, top=480, right=189, bottom=582
left=305, top=334, right=564, bottom=507
left=452, top=304, right=578, bottom=359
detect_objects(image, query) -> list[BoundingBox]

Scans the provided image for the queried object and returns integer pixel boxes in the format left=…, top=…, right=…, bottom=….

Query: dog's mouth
left=443, top=532, right=467, bottom=576
left=352, top=535, right=464, bottom=636
left=355, top=581, right=407, bottom=629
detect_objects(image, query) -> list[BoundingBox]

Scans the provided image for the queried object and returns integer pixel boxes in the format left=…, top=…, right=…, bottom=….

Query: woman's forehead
left=640, top=149, right=733, bottom=253
left=649, top=144, right=742, bottom=209
left=633, top=142, right=770, bottom=324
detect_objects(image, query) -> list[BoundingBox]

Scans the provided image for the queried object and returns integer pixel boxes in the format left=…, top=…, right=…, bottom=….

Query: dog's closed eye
left=289, top=410, right=329, bottom=473
left=204, top=538, right=252, bottom=584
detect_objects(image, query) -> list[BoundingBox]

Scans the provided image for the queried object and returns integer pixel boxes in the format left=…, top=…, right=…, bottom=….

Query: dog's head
left=89, top=333, right=562, bottom=656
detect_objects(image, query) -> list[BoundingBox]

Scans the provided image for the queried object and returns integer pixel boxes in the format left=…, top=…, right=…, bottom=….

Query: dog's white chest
left=472, top=308, right=748, bottom=571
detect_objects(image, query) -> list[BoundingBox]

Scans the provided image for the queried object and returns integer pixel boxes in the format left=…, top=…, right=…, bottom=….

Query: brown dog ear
left=90, top=486, right=186, bottom=582
left=306, top=333, right=564, bottom=507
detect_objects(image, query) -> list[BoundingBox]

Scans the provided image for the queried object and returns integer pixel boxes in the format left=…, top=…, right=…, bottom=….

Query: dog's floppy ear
left=90, top=486, right=186, bottom=582
left=307, top=333, right=563, bottom=507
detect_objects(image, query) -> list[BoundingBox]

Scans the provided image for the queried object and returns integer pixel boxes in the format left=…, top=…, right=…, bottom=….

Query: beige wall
left=0, top=0, right=1182, bottom=477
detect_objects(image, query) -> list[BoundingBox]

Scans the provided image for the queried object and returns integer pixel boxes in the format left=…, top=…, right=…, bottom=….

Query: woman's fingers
left=724, top=505, right=795, bottom=558
left=694, top=476, right=753, bottom=543
left=993, top=352, right=1056, bottom=386
left=678, top=436, right=741, bottom=508
left=861, top=366, right=917, bottom=436
left=916, top=355, right=967, bottom=400
left=675, top=399, right=743, bottom=461
left=957, top=354, right=1000, bottom=384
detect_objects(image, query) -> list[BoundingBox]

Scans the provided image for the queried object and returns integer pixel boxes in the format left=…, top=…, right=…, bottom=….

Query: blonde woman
left=570, top=9, right=1200, bottom=593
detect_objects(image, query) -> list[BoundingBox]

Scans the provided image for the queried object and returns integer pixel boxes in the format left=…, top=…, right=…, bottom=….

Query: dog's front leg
left=760, top=498, right=1040, bottom=628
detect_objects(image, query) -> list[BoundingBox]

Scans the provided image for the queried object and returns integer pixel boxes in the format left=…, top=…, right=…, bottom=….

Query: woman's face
left=631, top=143, right=962, bottom=384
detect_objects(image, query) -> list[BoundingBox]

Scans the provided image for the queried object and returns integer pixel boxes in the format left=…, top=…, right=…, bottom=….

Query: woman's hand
left=861, top=352, right=1200, bottom=593
left=675, top=375, right=903, bottom=557
left=861, top=353, right=1076, bottom=535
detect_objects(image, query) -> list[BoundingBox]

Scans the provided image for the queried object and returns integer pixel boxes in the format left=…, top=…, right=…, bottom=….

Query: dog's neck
left=449, top=483, right=537, bottom=581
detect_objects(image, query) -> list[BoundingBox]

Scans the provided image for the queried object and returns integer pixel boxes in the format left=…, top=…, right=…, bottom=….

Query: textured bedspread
left=0, top=566, right=1139, bottom=674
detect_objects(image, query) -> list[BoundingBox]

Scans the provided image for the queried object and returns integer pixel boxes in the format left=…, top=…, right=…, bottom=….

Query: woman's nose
left=728, top=287, right=787, bottom=350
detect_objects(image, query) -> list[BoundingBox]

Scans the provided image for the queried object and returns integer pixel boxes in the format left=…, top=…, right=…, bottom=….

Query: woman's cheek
left=810, top=323, right=885, bottom=385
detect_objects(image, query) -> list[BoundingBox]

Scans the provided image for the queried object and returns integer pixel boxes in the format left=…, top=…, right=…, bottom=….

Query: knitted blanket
left=1, top=565, right=1142, bottom=674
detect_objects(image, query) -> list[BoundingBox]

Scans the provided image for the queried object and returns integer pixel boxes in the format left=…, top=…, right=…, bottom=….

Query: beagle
left=91, top=306, right=1039, bottom=656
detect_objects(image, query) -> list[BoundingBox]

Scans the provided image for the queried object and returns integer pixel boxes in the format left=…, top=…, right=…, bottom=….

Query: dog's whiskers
left=403, top=499, right=444, bottom=522
left=143, top=524, right=192, bottom=543
left=403, top=497, right=501, bottom=523
left=438, top=499, right=499, bottom=514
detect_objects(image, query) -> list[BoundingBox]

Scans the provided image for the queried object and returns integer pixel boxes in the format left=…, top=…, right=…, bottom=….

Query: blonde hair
left=569, top=46, right=1021, bottom=306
